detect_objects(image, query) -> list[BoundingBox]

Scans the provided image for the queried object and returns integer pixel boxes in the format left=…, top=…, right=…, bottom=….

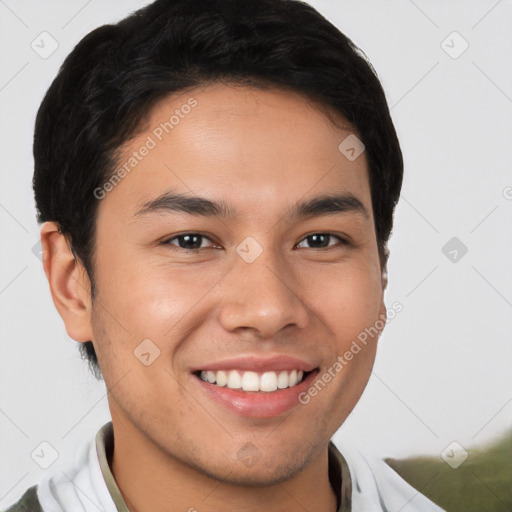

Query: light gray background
left=1, top=0, right=511, bottom=507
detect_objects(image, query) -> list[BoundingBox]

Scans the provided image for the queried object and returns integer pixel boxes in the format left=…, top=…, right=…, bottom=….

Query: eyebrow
left=135, top=191, right=369, bottom=220
left=290, top=193, right=369, bottom=220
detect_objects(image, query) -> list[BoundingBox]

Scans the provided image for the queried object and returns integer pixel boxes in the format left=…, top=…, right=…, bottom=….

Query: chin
left=186, top=443, right=309, bottom=487
left=196, top=456, right=307, bottom=487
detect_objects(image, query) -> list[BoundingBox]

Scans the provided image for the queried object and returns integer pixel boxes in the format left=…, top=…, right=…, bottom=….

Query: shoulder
left=3, top=485, right=42, bottom=512
left=335, top=441, right=446, bottom=512
left=3, top=423, right=113, bottom=512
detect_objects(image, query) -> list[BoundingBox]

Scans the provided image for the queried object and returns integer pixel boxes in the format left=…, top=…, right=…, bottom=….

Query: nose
left=217, top=245, right=310, bottom=338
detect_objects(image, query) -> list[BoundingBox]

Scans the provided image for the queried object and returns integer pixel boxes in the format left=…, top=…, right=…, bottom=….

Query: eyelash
left=161, top=232, right=349, bottom=252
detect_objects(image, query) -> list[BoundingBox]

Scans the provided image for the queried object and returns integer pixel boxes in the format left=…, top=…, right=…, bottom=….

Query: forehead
left=101, top=83, right=372, bottom=220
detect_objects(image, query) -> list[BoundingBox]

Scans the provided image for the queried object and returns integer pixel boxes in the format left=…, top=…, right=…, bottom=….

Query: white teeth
left=241, top=371, right=260, bottom=391
left=199, top=369, right=306, bottom=392
left=227, top=370, right=242, bottom=389
left=260, top=371, right=278, bottom=392
left=277, top=370, right=289, bottom=389
left=216, top=370, right=228, bottom=387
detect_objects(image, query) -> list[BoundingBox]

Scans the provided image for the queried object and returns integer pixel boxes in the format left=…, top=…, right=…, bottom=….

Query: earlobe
left=381, top=268, right=388, bottom=292
left=40, top=222, right=94, bottom=343
left=381, top=245, right=390, bottom=293
left=378, top=246, right=389, bottom=335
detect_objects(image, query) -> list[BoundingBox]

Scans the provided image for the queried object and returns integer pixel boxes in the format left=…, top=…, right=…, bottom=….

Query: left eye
left=164, top=233, right=215, bottom=250
left=295, top=233, right=346, bottom=249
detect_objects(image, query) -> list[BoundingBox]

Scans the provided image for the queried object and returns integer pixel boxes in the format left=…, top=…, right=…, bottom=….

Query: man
left=5, top=0, right=445, bottom=510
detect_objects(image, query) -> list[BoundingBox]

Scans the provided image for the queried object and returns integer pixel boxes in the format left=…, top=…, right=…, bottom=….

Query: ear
left=381, top=245, right=390, bottom=293
left=377, top=246, right=390, bottom=334
left=40, top=222, right=94, bottom=343
left=381, top=268, right=388, bottom=294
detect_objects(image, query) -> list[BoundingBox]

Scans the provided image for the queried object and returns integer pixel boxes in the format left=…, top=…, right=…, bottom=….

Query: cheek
left=310, top=257, right=384, bottom=344
left=95, top=251, right=226, bottom=341
left=299, top=264, right=382, bottom=434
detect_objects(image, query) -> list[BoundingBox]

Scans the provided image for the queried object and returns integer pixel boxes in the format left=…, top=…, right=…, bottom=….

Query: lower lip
left=192, top=370, right=319, bottom=418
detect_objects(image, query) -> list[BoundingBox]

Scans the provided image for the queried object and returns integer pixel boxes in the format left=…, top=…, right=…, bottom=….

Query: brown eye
left=163, top=233, right=215, bottom=251
left=296, top=233, right=347, bottom=249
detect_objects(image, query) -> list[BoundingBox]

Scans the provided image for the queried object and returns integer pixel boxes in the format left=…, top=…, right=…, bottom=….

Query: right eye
left=162, top=233, right=218, bottom=251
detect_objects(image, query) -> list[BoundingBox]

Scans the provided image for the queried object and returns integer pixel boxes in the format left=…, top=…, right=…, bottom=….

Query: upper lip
left=191, top=354, right=318, bottom=373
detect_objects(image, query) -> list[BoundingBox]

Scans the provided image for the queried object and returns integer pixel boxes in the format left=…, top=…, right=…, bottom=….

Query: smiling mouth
left=194, top=369, right=316, bottom=393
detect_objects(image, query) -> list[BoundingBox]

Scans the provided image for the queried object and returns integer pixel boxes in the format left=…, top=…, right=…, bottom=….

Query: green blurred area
left=385, top=429, right=512, bottom=512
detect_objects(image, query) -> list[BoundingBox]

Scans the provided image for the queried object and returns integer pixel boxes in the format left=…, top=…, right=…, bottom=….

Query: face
left=87, top=83, right=386, bottom=484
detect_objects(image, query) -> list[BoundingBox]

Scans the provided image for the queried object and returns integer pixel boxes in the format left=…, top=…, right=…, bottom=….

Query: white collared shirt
left=5, top=422, right=446, bottom=512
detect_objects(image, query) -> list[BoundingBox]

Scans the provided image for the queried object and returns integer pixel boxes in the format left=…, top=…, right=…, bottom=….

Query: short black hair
left=33, top=0, right=403, bottom=379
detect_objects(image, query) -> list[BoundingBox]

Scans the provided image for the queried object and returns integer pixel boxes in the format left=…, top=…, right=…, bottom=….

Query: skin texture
left=41, top=83, right=387, bottom=512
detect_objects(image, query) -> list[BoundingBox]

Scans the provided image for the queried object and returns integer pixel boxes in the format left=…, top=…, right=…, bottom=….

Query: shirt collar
left=95, top=423, right=130, bottom=512
left=96, top=422, right=352, bottom=512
